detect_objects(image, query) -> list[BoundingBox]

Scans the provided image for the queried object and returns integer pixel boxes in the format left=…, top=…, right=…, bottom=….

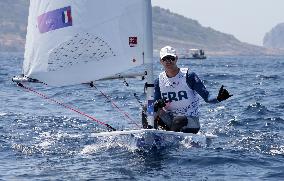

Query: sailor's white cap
left=160, top=46, right=177, bottom=59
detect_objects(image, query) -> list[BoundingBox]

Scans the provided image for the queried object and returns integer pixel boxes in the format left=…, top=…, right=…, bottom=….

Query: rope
left=17, top=83, right=116, bottom=131
left=90, top=82, right=141, bottom=128
left=118, top=79, right=149, bottom=125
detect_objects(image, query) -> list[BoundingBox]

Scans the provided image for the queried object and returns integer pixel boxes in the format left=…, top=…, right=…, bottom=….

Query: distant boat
left=180, top=49, right=207, bottom=59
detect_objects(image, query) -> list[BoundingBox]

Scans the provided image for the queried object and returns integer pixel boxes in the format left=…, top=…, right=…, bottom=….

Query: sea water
left=0, top=52, right=283, bottom=180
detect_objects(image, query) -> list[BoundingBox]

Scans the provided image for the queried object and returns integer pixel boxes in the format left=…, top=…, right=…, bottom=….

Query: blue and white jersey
left=154, top=68, right=218, bottom=118
left=158, top=68, right=199, bottom=117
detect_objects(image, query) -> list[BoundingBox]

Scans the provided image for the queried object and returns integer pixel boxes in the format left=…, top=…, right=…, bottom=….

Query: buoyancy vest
left=158, top=68, right=200, bottom=117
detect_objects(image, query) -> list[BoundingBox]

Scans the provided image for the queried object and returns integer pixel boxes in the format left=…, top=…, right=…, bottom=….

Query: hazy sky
left=152, top=0, right=284, bottom=46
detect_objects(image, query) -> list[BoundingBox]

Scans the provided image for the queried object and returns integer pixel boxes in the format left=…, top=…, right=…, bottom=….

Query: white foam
left=0, top=112, right=7, bottom=116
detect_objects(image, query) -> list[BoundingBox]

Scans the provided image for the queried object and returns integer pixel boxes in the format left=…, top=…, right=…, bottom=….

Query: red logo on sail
left=129, top=37, right=137, bottom=47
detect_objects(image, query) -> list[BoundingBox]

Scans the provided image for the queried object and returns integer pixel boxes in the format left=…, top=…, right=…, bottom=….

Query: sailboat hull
left=91, top=129, right=216, bottom=149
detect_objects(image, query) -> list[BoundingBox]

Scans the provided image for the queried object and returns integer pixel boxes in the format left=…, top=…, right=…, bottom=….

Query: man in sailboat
left=153, top=46, right=232, bottom=133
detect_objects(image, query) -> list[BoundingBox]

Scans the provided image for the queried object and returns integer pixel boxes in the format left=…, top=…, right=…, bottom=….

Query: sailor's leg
left=142, top=105, right=158, bottom=129
left=181, top=117, right=200, bottom=134
left=170, top=116, right=188, bottom=132
left=141, top=105, right=148, bottom=128
left=156, top=109, right=173, bottom=130
left=181, top=127, right=200, bottom=134
left=156, top=116, right=170, bottom=130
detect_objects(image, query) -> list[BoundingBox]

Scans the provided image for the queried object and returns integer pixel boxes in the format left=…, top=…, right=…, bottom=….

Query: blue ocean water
left=0, top=52, right=283, bottom=180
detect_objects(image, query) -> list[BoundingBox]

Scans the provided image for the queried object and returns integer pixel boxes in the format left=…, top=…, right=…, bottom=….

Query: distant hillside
left=263, top=23, right=284, bottom=49
left=0, top=1, right=282, bottom=55
left=0, top=0, right=28, bottom=51
left=152, top=7, right=281, bottom=55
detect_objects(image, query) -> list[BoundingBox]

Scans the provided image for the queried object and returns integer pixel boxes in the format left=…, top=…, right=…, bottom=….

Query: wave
left=244, top=102, right=272, bottom=116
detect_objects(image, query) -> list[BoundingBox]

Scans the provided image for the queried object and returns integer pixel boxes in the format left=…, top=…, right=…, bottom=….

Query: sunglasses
left=162, top=56, right=176, bottom=62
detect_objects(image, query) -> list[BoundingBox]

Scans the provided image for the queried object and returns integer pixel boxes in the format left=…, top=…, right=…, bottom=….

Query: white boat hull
left=91, top=129, right=216, bottom=150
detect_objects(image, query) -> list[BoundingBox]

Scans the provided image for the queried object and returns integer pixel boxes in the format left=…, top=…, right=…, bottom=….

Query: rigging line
left=122, top=78, right=146, bottom=108
left=118, top=78, right=150, bottom=128
left=17, top=82, right=116, bottom=131
left=133, top=93, right=144, bottom=107
left=120, top=79, right=148, bottom=120
left=90, top=82, right=141, bottom=128
left=118, top=78, right=149, bottom=123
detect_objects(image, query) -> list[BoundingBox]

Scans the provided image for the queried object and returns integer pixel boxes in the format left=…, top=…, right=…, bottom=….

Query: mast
left=144, top=0, right=154, bottom=127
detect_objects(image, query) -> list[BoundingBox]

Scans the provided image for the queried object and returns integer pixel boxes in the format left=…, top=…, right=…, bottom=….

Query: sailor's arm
left=187, top=72, right=232, bottom=102
left=186, top=72, right=219, bottom=103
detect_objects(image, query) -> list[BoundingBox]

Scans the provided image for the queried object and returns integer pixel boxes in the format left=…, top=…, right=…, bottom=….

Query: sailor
left=153, top=46, right=232, bottom=134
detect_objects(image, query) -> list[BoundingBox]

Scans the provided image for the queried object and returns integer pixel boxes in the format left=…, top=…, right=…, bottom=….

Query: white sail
left=23, top=0, right=153, bottom=86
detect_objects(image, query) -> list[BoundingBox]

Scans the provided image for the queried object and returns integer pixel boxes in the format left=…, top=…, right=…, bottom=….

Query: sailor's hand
left=154, top=99, right=167, bottom=112
left=217, top=85, right=233, bottom=102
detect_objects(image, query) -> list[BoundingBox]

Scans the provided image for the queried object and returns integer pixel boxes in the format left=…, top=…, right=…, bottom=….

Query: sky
left=152, top=0, right=284, bottom=46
